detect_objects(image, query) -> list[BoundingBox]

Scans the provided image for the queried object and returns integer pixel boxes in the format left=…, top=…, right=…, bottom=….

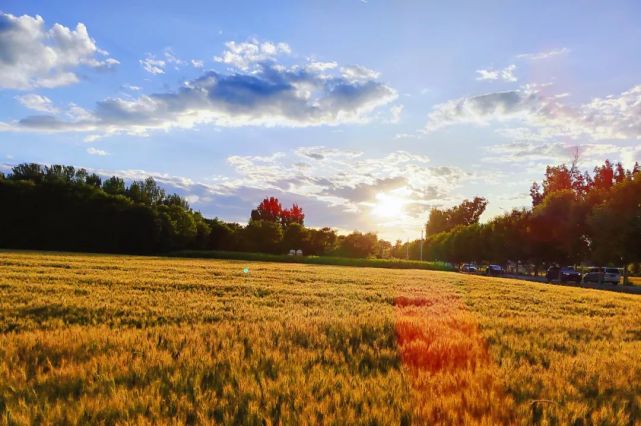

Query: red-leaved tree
left=252, top=197, right=282, bottom=222
left=251, top=197, right=304, bottom=226
left=281, top=203, right=305, bottom=226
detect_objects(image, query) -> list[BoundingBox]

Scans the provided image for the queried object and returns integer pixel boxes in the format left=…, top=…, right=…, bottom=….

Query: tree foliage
left=424, top=160, right=641, bottom=280
left=426, top=197, right=488, bottom=236
left=251, top=197, right=305, bottom=226
left=0, top=164, right=381, bottom=258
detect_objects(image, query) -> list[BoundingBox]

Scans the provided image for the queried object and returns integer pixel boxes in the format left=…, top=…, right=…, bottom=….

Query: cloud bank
left=3, top=39, right=397, bottom=136
left=426, top=84, right=641, bottom=141
left=88, top=147, right=477, bottom=239
left=0, top=12, right=118, bottom=90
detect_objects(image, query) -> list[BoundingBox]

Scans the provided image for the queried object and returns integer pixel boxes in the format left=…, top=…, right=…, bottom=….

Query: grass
left=1, top=251, right=641, bottom=425
left=169, top=249, right=453, bottom=271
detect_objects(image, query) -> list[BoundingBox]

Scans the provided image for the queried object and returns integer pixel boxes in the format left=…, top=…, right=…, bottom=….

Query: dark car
left=559, top=266, right=581, bottom=283
left=546, top=266, right=581, bottom=283
left=545, top=266, right=560, bottom=282
left=486, top=264, right=503, bottom=276
left=460, top=263, right=478, bottom=273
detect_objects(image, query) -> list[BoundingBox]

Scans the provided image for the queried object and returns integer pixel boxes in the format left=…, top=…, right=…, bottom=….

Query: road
left=472, top=272, right=641, bottom=296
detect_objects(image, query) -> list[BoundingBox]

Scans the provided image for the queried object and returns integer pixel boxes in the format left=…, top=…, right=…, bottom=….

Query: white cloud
left=191, top=59, right=204, bottom=68
left=294, top=146, right=362, bottom=161
left=122, top=84, right=142, bottom=91
left=83, top=134, right=102, bottom=143
left=341, top=65, right=381, bottom=82
left=394, top=132, right=423, bottom=140
left=214, top=39, right=291, bottom=70
left=184, top=194, right=200, bottom=204
left=132, top=147, right=469, bottom=239
left=86, top=147, right=108, bottom=156
left=15, top=94, right=58, bottom=113
left=0, top=12, right=118, bottom=90
left=162, top=48, right=184, bottom=68
left=426, top=88, right=541, bottom=132
left=388, top=104, right=404, bottom=123
left=485, top=142, right=618, bottom=163
left=484, top=142, right=641, bottom=170
left=476, top=64, right=517, bottom=82
left=425, top=84, right=641, bottom=141
left=139, top=56, right=165, bottom=74
left=306, top=61, right=338, bottom=73
left=517, top=47, right=570, bottom=60
left=3, top=40, right=397, bottom=135
left=139, top=48, right=187, bottom=74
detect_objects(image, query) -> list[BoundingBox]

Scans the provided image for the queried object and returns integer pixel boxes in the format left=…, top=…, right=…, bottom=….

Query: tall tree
left=243, top=220, right=284, bottom=254
left=281, top=203, right=305, bottom=226
left=251, top=197, right=283, bottom=222
left=425, top=197, right=487, bottom=236
left=587, top=174, right=641, bottom=284
left=85, top=173, right=102, bottom=188
left=337, top=232, right=379, bottom=258
left=306, top=227, right=337, bottom=255
left=529, top=190, right=587, bottom=265
left=103, top=177, right=126, bottom=195
left=10, top=163, right=44, bottom=182
left=282, top=222, right=308, bottom=251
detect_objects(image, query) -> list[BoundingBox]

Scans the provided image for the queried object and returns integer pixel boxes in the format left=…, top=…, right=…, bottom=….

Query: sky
left=1, top=1, right=641, bottom=241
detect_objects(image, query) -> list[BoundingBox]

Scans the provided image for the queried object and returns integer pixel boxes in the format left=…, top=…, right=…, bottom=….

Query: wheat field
left=1, top=251, right=640, bottom=425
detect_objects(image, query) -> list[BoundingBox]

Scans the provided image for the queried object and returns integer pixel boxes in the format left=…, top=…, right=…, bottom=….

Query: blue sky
left=2, top=1, right=641, bottom=240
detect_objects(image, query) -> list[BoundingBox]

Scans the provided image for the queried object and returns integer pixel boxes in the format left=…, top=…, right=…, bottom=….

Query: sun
left=371, top=192, right=407, bottom=218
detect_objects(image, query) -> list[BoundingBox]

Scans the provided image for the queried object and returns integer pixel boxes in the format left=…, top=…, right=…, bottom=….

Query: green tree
left=283, top=222, right=309, bottom=252
left=127, top=177, right=166, bottom=205
left=425, top=197, right=487, bottom=236
left=103, top=176, right=126, bottom=195
left=306, top=227, right=337, bottom=255
left=164, top=193, right=190, bottom=210
left=337, top=232, right=378, bottom=258
left=529, top=190, right=587, bottom=265
left=207, top=219, right=240, bottom=250
left=587, top=174, right=641, bottom=284
left=44, top=165, right=75, bottom=183
left=158, top=205, right=197, bottom=250
left=486, top=209, right=530, bottom=265
left=85, top=173, right=102, bottom=187
left=243, top=220, right=284, bottom=254
left=10, top=163, right=45, bottom=182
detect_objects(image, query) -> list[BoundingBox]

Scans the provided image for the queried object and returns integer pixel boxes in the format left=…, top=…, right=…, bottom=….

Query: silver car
left=583, top=267, right=621, bottom=285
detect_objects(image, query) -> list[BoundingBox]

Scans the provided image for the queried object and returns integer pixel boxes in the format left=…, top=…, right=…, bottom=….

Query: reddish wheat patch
left=395, top=289, right=515, bottom=424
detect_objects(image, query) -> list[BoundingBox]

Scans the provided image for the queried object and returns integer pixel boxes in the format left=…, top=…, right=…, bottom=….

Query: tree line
left=2, top=159, right=639, bottom=270
left=0, top=164, right=388, bottom=258
left=422, top=160, right=641, bottom=280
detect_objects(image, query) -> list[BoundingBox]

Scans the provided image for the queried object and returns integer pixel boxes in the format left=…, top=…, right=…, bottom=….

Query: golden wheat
left=0, top=251, right=640, bottom=425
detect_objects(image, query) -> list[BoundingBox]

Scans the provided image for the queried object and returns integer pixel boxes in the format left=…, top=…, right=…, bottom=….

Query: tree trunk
left=623, top=264, right=629, bottom=285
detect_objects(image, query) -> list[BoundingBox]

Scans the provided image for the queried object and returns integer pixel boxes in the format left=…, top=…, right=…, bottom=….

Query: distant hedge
left=169, top=250, right=454, bottom=271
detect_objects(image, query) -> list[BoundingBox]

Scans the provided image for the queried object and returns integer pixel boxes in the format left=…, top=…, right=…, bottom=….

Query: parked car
left=583, top=267, right=621, bottom=285
left=460, top=263, right=478, bottom=273
left=545, top=266, right=559, bottom=282
left=546, top=266, right=581, bottom=283
left=486, top=264, right=503, bottom=276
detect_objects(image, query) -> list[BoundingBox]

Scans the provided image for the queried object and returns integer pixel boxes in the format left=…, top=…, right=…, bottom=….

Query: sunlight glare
left=371, top=192, right=407, bottom=218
